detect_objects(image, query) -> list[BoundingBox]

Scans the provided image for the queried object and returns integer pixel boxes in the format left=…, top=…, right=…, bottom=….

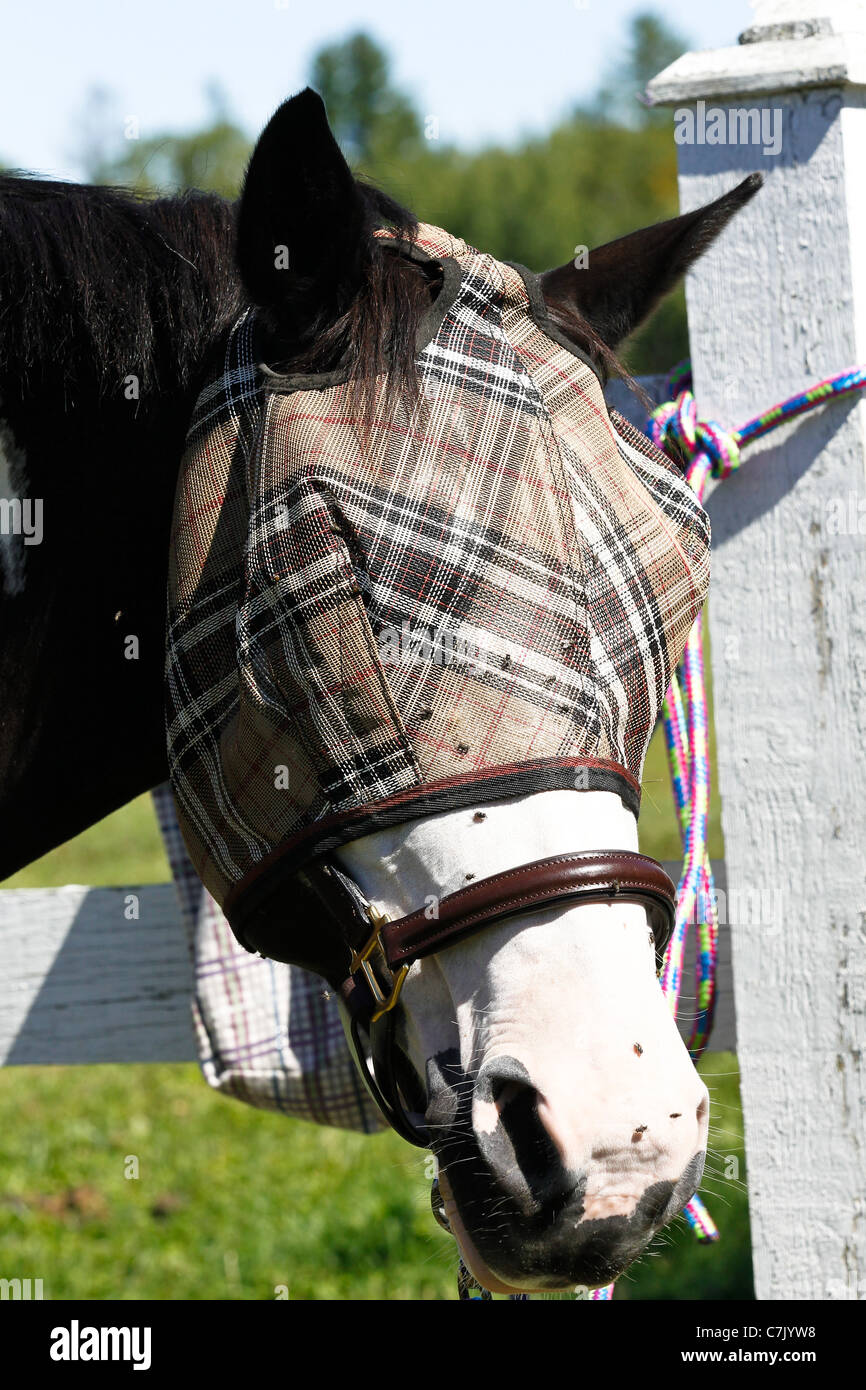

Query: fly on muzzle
left=165, top=222, right=709, bottom=979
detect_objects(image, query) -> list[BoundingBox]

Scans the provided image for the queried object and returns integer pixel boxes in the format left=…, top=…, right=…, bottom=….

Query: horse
left=1, top=91, right=760, bottom=1294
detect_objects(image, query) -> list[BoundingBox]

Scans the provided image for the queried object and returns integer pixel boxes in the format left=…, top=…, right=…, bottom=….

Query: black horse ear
left=236, top=87, right=368, bottom=313
left=540, top=174, right=762, bottom=350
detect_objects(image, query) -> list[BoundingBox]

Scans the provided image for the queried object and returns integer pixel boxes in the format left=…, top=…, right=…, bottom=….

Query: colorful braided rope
left=638, top=358, right=866, bottom=1268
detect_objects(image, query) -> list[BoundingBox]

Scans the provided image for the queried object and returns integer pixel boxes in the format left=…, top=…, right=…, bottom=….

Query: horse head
left=167, top=89, right=760, bottom=1293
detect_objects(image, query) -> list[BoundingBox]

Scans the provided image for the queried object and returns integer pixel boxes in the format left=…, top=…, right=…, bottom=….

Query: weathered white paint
left=648, top=0, right=866, bottom=1301
left=0, top=885, right=195, bottom=1064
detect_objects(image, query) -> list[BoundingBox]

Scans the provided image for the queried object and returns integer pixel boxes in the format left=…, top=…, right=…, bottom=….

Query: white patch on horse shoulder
left=0, top=420, right=29, bottom=596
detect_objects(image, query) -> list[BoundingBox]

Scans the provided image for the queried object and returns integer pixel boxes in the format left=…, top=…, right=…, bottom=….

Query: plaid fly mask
left=165, top=222, right=710, bottom=968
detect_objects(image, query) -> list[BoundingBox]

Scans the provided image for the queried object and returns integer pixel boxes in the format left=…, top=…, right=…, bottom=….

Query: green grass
left=0, top=649, right=752, bottom=1300
left=0, top=1053, right=750, bottom=1301
left=0, top=1062, right=453, bottom=1300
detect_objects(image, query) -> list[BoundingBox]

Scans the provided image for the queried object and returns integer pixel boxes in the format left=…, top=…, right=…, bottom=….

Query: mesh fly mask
left=166, top=222, right=710, bottom=1141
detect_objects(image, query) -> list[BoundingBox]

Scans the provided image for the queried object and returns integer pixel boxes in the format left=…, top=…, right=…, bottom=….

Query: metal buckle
left=350, top=903, right=409, bottom=1024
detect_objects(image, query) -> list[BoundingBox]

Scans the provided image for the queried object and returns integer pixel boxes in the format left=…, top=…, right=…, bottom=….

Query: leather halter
left=238, top=849, right=677, bottom=1148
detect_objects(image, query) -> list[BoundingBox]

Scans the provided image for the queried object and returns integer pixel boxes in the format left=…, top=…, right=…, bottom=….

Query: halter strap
left=238, top=849, right=675, bottom=985
left=376, top=851, right=676, bottom=973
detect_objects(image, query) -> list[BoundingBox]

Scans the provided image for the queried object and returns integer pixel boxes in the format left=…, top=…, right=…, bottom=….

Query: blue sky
left=2, top=0, right=756, bottom=180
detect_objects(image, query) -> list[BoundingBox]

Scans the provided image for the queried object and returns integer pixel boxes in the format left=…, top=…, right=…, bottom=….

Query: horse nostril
left=473, top=1060, right=573, bottom=1214
left=492, top=1077, right=534, bottom=1116
left=475, top=1059, right=534, bottom=1110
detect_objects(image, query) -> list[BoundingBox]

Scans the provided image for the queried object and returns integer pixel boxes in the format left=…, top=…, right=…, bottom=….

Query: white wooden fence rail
left=0, top=886, right=195, bottom=1066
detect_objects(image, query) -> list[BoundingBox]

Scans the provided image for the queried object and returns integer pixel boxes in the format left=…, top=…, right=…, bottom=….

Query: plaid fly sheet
left=151, top=780, right=384, bottom=1131
left=166, top=221, right=710, bottom=1038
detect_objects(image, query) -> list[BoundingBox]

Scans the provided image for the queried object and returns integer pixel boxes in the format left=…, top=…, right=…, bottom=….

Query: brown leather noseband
left=238, top=850, right=677, bottom=1148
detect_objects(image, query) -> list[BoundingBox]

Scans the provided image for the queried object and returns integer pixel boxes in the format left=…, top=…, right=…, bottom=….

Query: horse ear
left=540, top=174, right=762, bottom=351
left=236, top=87, right=368, bottom=313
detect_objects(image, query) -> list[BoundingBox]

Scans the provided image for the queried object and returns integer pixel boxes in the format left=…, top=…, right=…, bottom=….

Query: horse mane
left=0, top=174, right=245, bottom=409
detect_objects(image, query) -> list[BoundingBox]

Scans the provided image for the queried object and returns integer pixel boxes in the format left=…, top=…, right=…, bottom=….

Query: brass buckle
left=350, top=903, right=409, bottom=1024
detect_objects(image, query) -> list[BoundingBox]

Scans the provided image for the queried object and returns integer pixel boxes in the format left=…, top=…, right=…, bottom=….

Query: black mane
left=0, top=174, right=245, bottom=409
left=0, top=174, right=619, bottom=425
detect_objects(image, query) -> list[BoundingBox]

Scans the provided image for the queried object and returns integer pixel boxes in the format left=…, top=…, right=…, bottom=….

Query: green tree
left=345, top=21, right=688, bottom=371
left=585, top=10, right=690, bottom=128
left=78, top=82, right=251, bottom=199
left=311, top=32, right=422, bottom=166
left=73, top=19, right=689, bottom=371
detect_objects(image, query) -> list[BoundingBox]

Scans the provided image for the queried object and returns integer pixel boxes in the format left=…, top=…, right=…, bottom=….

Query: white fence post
left=648, top=0, right=866, bottom=1301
